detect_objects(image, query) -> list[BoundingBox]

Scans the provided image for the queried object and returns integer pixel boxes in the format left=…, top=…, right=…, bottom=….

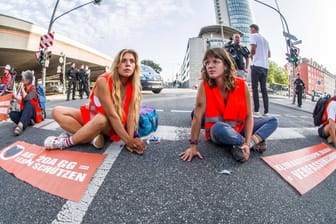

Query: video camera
left=224, top=37, right=234, bottom=52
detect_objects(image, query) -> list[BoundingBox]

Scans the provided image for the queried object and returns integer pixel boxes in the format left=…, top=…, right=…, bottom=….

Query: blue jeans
left=9, top=101, right=35, bottom=129
left=210, top=116, right=278, bottom=146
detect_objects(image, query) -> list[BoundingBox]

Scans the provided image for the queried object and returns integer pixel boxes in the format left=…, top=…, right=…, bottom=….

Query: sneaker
left=253, top=141, right=267, bottom=153
left=262, top=113, right=269, bottom=117
left=44, top=136, right=66, bottom=150
left=253, top=112, right=261, bottom=118
left=91, top=134, right=104, bottom=149
left=231, top=145, right=245, bottom=162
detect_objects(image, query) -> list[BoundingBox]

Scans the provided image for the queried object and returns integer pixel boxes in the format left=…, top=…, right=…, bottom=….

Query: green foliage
left=141, top=60, right=162, bottom=74
left=267, top=60, right=288, bottom=85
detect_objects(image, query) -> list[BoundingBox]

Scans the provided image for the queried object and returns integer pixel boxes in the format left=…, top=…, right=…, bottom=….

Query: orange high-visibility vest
left=204, top=78, right=247, bottom=139
left=19, top=85, right=43, bottom=123
left=80, top=73, right=133, bottom=141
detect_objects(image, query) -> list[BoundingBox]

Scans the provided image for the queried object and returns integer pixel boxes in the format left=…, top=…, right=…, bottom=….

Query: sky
left=0, top=0, right=335, bottom=81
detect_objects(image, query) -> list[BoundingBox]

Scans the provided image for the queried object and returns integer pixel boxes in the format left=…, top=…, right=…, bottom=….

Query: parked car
left=140, top=64, right=163, bottom=94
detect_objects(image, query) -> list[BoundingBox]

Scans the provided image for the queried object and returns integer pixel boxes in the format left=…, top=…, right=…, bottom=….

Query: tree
left=141, top=60, right=162, bottom=74
left=267, top=60, right=288, bottom=85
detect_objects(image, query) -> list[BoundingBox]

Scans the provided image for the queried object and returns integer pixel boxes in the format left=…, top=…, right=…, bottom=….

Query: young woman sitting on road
left=44, top=49, right=147, bottom=154
left=180, top=48, right=278, bottom=163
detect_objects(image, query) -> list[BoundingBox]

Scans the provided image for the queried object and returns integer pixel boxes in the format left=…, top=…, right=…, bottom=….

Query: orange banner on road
left=262, top=143, right=336, bottom=195
left=0, top=141, right=106, bottom=201
left=0, top=93, right=12, bottom=121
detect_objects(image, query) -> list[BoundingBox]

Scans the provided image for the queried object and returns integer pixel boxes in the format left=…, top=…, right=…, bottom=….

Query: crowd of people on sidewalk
left=2, top=23, right=335, bottom=164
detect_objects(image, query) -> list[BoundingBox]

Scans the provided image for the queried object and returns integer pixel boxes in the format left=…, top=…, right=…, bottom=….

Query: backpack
left=37, top=84, right=46, bottom=110
left=138, top=105, right=158, bottom=137
left=313, top=95, right=331, bottom=126
left=37, top=84, right=46, bottom=119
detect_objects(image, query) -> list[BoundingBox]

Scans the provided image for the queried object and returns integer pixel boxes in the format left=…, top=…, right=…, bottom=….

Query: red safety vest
left=1, top=73, right=13, bottom=86
left=204, top=78, right=247, bottom=139
left=19, top=84, right=43, bottom=123
left=80, top=73, right=133, bottom=141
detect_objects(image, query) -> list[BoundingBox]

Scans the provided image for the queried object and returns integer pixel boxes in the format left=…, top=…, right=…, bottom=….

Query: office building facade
left=177, top=0, right=253, bottom=88
left=213, top=0, right=253, bottom=45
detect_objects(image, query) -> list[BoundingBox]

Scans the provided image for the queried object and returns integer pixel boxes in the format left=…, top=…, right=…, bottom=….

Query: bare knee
left=94, top=114, right=108, bottom=127
left=52, top=106, right=64, bottom=121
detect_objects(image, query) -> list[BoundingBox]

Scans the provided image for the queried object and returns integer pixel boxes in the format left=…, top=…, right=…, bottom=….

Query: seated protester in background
left=0, top=64, right=13, bottom=96
left=10, top=70, right=39, bottom=136
left=180, top=48, right=278, bottom=163
left=44, top=49, right=147, bottom=154
left=318, top=96, right=336, bottom=146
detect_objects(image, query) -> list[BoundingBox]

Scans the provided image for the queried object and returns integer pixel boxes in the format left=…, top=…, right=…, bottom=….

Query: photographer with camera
left=225, top=34, right=250, bottom=80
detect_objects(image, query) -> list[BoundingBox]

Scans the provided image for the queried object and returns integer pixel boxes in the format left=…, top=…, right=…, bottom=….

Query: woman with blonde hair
left=180, top=48, right=278, bottom=163
left=44, top=49, right=146, bottom=154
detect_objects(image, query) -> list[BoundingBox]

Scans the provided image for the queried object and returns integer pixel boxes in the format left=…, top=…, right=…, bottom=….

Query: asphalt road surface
left=0, top=89, right=334, bottom=224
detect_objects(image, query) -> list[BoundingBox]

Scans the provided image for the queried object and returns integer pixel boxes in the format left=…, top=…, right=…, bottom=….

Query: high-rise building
left=213, top=0, right=253, bottom=45
left=177, top=0, right=253, bottom=88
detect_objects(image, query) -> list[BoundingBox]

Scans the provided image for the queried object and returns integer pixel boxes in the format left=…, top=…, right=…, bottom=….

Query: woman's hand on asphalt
left=179, top=147, right=203, bottom=162
left=125, top=138, right=147, bottom=155
left=240, top=144, right=251, bottom=163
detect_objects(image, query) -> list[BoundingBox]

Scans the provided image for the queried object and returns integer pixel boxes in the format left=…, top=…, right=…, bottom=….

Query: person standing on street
left=249, top=24, right=271, bottom=117
left=78, top=64, right=90, bottom=99
left=66, top=63, right=78, bottom=101
left=293, top=73, right=305, bottom=107
left=225, top=33, right=250, bottom=79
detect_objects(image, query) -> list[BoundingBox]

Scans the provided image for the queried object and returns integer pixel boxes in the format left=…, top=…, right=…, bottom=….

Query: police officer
left=225, top=34, right=250, bottom=79
left=294, top=73, right=305, bottom=107
left=78, top=64, right=90, bottom=99
left=66, top=63, right=78, bottom=101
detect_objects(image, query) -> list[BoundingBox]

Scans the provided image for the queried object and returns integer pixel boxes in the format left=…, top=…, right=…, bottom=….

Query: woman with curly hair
left=180, top=48, right=278, bottom=163
left=44, top=49, right=146, bottom=154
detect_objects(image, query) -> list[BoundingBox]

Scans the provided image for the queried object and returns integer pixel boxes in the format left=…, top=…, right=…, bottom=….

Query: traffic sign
left=39, top=33, right=54, bottom=49
left=34, top=51, right=41, bottom=62
left=283, top=31, right=297, bottom=41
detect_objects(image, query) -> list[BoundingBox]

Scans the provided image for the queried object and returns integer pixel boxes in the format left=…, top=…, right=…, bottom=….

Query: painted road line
left=52, top=141, right=124, bottom=224
left=39, top=119, right=317, bottom=142
left=39, top=121, right=316, bottom=223
left=170, top=109, right=192, bottom=113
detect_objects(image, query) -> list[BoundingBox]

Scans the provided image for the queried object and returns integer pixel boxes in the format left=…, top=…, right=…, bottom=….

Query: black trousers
left=67, top=79, right=76, bottom=100
left=9, top=101, right=35, bottom=129
left=251, top=65, right=269, bottom=114
left=79, top=80, right=90, bottom=98
left=297, top=90, right=303, bottom=106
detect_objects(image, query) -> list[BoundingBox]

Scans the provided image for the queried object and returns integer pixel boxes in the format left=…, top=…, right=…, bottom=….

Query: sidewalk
left=269, top=94, right=316, bottom=114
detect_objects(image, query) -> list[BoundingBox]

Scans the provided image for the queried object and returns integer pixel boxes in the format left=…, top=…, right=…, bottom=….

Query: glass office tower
left=213, top=0, right=253, bottom=45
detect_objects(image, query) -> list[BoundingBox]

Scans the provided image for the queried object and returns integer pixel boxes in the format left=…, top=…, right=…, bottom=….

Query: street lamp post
left=41, top=0, right=102, bottom=94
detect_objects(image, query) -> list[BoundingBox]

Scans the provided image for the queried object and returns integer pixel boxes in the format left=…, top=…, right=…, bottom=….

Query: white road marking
left=52, top=141, right=124, bottom=224
left=36, top=118, right=317, bottom=223
left=170, top=109, right=192, bottom=113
